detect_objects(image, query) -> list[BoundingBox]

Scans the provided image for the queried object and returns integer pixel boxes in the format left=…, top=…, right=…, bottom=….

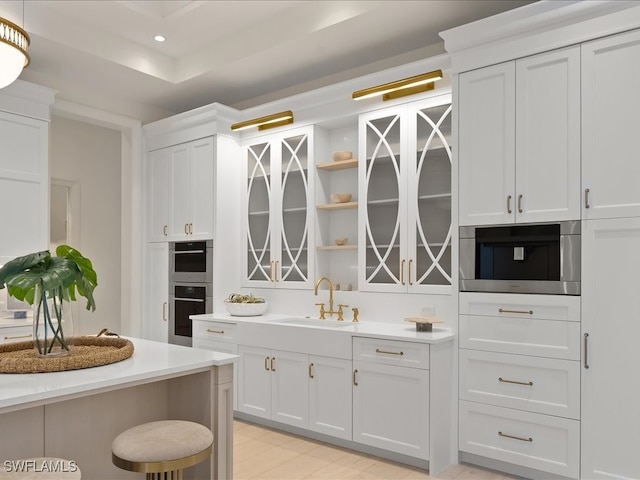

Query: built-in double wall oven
left=169, top=240, right=213, bottom=346
left=459, top=221, right=580, bottom=295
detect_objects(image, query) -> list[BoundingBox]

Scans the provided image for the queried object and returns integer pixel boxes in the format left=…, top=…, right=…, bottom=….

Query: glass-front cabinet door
left=359, top=95, right=452, bottom=293
left=242, top=127, right=314, bottom=289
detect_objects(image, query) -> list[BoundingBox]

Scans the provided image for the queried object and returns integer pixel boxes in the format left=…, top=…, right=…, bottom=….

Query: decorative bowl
left=224, top=301, right=268, bottom=316
left=335, top=237, right=348, bottom=246
left=330, top=193, right=352, bottom=203
left=332, top=151, right=352, bottom=162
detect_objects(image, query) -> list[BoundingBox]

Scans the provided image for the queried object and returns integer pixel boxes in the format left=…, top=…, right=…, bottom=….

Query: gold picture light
left=352, top=69, right=443, bottom=102
left=231, top=110, right=294, bottom=131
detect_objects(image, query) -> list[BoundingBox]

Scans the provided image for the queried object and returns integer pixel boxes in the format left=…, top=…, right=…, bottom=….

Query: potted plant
left=0, top=245, right=97, bottom=357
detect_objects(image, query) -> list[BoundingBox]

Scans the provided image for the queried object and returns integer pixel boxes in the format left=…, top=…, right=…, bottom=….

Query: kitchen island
left=0, top=337, right=236, bottom=480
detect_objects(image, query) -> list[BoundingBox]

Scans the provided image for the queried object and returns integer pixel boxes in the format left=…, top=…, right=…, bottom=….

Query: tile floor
left=234, top=420, right=521, bottom=480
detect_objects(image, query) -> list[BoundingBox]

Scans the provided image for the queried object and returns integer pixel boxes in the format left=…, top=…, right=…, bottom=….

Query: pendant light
left=0, top=13, right=30, bottom=89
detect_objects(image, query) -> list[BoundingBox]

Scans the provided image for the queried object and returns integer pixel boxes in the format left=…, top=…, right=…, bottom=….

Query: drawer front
left=0, top=326, right=33, bottom=344
left=460, top=314, right=581, bottom=360
left=353, top=337, right=429, bottom=369
left=193, top=320, right=237, bottom=342
left=459, top=400, right=580, bottom=479
left=460, top=350, right=580, bottom=419
left=460, top=292, right=580, bottom=322
left=193, top=337, right=238, bottom=355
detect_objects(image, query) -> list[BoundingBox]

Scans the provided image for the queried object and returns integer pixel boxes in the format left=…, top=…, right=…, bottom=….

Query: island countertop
left=0, top=337, right=237, bottom=414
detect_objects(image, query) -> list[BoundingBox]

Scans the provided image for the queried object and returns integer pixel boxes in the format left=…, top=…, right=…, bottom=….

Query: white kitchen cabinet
left=146, top=147, right=170, bottom=241
left=0, top=324, right=33, bottom=344
left=0, top=110, right=49, bottom=257
left=168, top=137, right=214, bottom=240
left=145, top=136, right=214, bottom=242
left=581, top=218, right=640, bottom=480
left=141, top=242, right=168, bottom=343
left=352, top=337, right=430, bottom=459
left=458, top=292, right=581, bottom=478
left=582, top=29, right=640, bottom=220
left=459, top=46, right=581, bottom=225
left=242, top=126, right=315, bottom=289
left=358, top=95, right=452, bottom=293
left=308, top=355, right=352, bottom=440
left=237, top=345, right=309, bottom=429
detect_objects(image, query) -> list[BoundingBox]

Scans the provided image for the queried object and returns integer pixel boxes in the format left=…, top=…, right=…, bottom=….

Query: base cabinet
left=352, top=338, right=430, bottom=459
left=237, top=345, right=352, bottom=436
left=142, top=242, right=168, bottom=343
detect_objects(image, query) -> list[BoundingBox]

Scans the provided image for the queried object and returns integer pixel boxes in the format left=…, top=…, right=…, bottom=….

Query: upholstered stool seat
left=112, top=420, right=213, bottom=480
left=0, top=457, right=81, bottom=479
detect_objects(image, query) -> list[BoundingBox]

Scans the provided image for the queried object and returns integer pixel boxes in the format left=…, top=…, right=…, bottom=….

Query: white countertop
left=0, top=337, right=237, bottom=414
left=192, top=313, right=455, bottom=344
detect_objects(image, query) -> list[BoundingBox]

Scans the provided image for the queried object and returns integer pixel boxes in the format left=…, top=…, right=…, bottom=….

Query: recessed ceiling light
left=154, top=35, right=166, bottom=42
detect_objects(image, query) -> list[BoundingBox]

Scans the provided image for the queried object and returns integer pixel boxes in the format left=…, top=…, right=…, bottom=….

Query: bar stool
left=111, top=420, right=213, bottom=480
left=0, top=457, right=81, bottom=479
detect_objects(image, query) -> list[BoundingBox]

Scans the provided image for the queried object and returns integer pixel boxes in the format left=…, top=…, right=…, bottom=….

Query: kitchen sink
left=276, top=318, right=353, bottom=328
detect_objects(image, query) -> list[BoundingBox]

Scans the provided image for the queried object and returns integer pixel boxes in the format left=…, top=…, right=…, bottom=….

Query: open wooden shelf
left=317, top=244, right=358, bottom=251
left=316, top=201, right=358, bottom=211
left=316, top=158, right=358, bottom=171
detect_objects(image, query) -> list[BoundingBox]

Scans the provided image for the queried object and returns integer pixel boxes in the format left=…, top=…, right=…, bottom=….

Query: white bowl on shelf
left=224, top=301, right=268, bottom=316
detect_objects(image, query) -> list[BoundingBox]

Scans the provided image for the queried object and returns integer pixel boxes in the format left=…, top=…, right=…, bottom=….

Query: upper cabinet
left=0, top=110, right=49, bottom=257
left=146, top=137, right=215, bottom=242
left=358, top=95, right=452, bottom=293
left=241, top=126, right=315, bottom=289
left=582, top=29, right=640, bottom=220
left=459, top=46, right=581, bottom=226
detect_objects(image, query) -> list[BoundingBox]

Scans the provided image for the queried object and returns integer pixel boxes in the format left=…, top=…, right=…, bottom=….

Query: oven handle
left=174, top=297, right=205, bottom=303
left=173, top=249, right=206, bottom=255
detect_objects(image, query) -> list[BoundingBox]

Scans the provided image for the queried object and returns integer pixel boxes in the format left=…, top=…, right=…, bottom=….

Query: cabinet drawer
left=460, top=292, right=580, bottom=322
left=193, top=320, right=237, bottom=342
left=459, top=400, right=579, bottom=479
left=460, top=314, right=580, bottom=360
left=353, top=337, right=429, bottom=369
left=0, top=325, right=33, bottom=344
left=459, top=350, right=580, bottom=419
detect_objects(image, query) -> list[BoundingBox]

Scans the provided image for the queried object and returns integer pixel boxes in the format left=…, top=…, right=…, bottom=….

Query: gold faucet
left=314, top=277, right=347, bottom=319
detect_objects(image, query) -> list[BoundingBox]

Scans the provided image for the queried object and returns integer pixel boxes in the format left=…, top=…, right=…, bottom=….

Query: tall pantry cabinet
left=580, top=28, right=640, bottom=480
left=445, top=3, right=640, bottom=479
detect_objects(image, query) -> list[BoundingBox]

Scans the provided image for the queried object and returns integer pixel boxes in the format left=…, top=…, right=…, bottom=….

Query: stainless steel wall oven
left=169, top=240, right=213, bottom=346
left=459, top=221, right=580, bottom=295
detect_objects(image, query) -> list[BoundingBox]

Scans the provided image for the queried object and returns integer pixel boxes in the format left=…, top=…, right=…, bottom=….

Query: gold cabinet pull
left=163, top=225, right=167, bottom=236
left=270, top=261, right=275, bottom=282
left=274, top=260, right=279, bottom=282
left=499, top=308, right=533, bottom=315
left=584, top=188, right=591, bottom=209
left=353, top=369, right=358, bottom=386
left=265, top=357, right=270, bottom=371
left=309, top=363, right=314, bottom=379
left=162, top=302, right=167, bottom=321
left=4, top=333, right=32, bottom=340
left=408, top=259, right=413, bottom=286
left=401, top=259, right=406, bottom=286
left=271, top=357, right=276, bottom=372
left=507, top=195, right=512, bottom=214
left=206, top=328, right=224, bottom=335
left=375, top=348, right=404, bottom=356
left=184, top=223, right=189, bottom=234
left=517, top=194, right=523, bottom=213
left=498, top=431, right=533, bottom=443
left=584, top=332, right=590, bottom=369
left=499, top=377, right=533, bottom=386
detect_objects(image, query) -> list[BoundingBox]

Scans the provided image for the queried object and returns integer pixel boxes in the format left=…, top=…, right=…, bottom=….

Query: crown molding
left=441, top=0, right=640, bottom=73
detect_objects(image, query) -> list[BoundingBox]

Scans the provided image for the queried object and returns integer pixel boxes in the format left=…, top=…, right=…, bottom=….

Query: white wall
left=49, top=116, right=122, bottom=335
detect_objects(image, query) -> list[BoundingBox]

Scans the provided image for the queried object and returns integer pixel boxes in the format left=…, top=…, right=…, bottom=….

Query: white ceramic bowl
left=225, top=301, right=268, bottom=316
